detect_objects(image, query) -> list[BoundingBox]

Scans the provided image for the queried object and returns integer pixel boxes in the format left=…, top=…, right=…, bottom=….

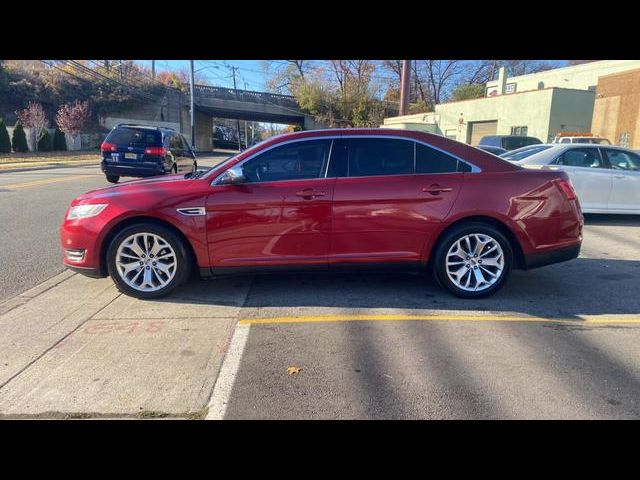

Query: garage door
left=469, top=121, right=498, bottom=145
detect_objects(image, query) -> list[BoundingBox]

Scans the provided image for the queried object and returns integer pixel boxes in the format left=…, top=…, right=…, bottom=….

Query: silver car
left=504, top=144, right=640, bottom=214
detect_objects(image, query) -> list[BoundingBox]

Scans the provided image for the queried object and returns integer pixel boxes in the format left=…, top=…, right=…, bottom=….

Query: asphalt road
left=219, top=214, right=640, bottom=419
left=0, top=153, right=231, bottom=303
left=1, top=157, right=640, bottom=419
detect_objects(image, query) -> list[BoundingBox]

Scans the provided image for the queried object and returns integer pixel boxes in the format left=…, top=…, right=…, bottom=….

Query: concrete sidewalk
left=0, top=270, right=251, bottom=419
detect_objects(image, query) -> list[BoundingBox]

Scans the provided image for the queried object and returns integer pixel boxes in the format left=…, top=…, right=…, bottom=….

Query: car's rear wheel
left=432, top=222, right=513, bottom=299
left=106, top=223, right=191, bottom=299
left=106, top=174, right=119, bottom=184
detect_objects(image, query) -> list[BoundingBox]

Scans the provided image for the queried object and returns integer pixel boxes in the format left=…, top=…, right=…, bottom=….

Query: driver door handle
left=295, top=189, right=326, bottom=199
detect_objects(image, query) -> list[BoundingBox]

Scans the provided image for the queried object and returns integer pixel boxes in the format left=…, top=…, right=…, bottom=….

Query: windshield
left=501, top=145, right=553, bottom=161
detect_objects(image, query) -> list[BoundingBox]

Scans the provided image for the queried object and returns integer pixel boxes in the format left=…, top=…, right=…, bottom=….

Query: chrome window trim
left=210, top=134, right=481, bottom=186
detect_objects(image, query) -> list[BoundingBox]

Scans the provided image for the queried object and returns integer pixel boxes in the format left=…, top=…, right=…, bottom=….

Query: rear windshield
left=106, top=127, right=161, bottom=146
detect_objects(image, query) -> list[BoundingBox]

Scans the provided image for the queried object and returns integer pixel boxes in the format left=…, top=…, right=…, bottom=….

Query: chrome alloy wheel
left=445, top=233, right=505, bottom=292
left=115, top=233, right=177, bottom=292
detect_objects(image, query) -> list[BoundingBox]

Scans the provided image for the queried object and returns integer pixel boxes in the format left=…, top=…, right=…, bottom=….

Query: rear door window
left=107, top=127, right=161, bottom=146
left=347, top=138, right=414, bottom=177
left=416, top=143, right=463, bottom=173
left=602, top=149, right=640, bottom=171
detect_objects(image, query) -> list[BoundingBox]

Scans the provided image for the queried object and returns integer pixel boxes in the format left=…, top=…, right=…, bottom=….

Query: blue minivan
left=100, top=124, right=197, bottom=183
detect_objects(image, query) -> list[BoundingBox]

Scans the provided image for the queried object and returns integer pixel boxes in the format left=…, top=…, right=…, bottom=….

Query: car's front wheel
left=106, top=223, right=191, bottom=299
left=106, top=174, right=119, bottom=184
left=432, top=222, right=513, bottom=299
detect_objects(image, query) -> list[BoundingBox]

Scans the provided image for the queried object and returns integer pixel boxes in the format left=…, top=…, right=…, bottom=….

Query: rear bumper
left=101, top=161, right=165, bottom=177
left=522, top=242, right=581, bottom=270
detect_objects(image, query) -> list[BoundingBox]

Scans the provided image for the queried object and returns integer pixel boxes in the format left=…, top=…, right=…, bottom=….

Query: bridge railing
left=193, top=84, right=300, bottom=109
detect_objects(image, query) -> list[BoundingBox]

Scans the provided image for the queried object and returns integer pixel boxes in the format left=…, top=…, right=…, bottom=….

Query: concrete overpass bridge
left=188, top=85, right=322, bottom=151
left=103, top=84, right=322, bottom=152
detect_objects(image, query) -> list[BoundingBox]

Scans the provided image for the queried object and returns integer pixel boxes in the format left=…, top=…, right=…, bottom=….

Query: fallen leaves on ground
left=287, top=366, right=302, bottom=376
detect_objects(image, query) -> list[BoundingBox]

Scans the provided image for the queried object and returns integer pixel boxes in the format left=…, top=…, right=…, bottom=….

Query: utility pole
left=230, top=66, right=241, bottom=152
left=189, top=60, right=195, bottom=150
left=399, top=60, right=411, bottom=116
left=244, top=82, right=249, bottom=149
left=151, top=60, right=155, bottom=80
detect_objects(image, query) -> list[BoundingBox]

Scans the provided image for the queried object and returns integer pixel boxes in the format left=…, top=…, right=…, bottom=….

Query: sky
left=138, top=60, right=571, bottom=94
left=138, top=60, right=269, bottom=91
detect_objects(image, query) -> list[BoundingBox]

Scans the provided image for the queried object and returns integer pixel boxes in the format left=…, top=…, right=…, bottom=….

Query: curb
left=0, top=161, right=100, bottom=174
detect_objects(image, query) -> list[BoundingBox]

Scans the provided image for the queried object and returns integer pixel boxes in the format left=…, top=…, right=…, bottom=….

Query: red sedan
left=60, top=129, right=583, bottom=299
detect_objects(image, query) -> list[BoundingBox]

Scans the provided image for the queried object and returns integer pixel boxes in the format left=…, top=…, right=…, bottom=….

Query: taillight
left=556, top=178, right=576, bottom=201
left=144, top=146, right=167, bottom=156
left=101, top=142, right=117, bottom=152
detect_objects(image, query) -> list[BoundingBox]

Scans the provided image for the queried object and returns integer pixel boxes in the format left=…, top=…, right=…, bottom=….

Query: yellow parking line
left=239, top=314, right=640, bottom=326
left=1, top=174, right=99, bottom=190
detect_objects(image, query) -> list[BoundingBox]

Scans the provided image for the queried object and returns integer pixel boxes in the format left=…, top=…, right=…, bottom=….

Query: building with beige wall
left=384, top=87, right=595, bottom=144
left=591, top=68, right=640, bottom=149
left=383, top=60, right=640, bottom=145
left=485, top=60, right=640, bottom=97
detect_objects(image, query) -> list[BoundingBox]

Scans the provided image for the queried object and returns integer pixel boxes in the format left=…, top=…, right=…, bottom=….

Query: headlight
left=66, top=204, right=108, bottom=220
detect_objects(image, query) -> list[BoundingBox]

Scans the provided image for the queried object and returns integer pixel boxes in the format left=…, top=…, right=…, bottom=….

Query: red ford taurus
left=60, top=129, right=583, bottom=299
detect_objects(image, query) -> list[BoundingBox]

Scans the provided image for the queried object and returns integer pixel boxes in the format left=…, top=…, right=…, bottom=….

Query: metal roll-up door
left=469, top=121, right=498, bottom=145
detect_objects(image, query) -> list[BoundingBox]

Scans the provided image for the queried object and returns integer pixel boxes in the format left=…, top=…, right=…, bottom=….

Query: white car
left=551, top=135, right=611, bottom=145
left=506, top=144, right=640, bottom=214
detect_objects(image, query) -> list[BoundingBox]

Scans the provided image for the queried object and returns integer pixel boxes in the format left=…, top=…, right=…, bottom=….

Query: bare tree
left=16, top=102, right=48, bottom=152
left=56, top=100, right=90, bottom=150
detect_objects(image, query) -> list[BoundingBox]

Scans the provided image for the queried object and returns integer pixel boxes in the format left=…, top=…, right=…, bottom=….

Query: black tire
left=431, top=222, right=513, bottom=299
left=106, top=174, right=119, bottom=184
left=106, top=222, right=191, bottom=299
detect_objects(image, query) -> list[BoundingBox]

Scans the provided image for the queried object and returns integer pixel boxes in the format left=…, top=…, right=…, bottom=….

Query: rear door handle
left=295, top=189, right=326, bottom=199
left=422, top=185, right=453, bottom=195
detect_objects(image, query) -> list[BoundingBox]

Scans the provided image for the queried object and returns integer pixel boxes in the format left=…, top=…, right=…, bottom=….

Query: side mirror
left=217, top=166, right=245, bottom=185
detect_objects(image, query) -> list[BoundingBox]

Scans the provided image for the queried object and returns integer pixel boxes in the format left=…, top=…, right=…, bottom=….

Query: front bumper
left=65, top=264, right=106, bottom=278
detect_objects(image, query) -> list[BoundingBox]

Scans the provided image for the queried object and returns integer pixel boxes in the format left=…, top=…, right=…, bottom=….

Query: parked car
left=61, top=129, right=583, bottom=300
left=552, top=133, right=611, bottom=145
left=479, top=135, right=543, bottom=151
left=475, top=145, right=507, bottom=155
left=511, top=144, right=640, bottom=214
left=100, top=124, right=197, bottom=184
left=500, top=144, right=554, bottom=161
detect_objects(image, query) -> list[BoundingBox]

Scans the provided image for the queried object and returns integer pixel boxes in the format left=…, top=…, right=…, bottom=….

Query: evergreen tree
left=53, top=127, right=67, bottom=151
left=37, top=130, right=52, bottom=152
left=12, top=121, right=28, bottom=152
left=0, top=118, right=11, bottom=153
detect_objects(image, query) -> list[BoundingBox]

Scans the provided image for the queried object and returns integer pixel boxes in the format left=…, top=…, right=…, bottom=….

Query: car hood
left=75, top=174, right=199, bottom=202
